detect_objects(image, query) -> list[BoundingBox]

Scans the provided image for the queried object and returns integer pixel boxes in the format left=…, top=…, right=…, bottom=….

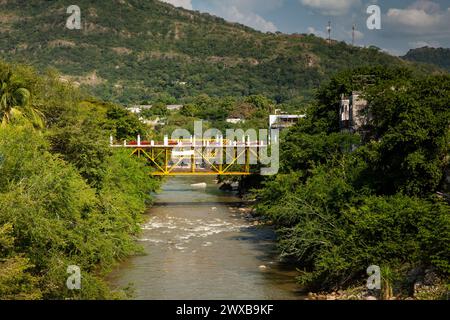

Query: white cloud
left=215, top=0, right=284, bottom=13
left=160, top=0, right=193, bottom=10
left=354, top=29, right=364, bottom=40
left=160, top=0, right=279, bottom=32
left=385, top=1, right=450, bottom=36
left=408, top=40, right=441, bottom=48
left=380, top=47, right=404, bottom=57
left=346, top=28, right=364, bottom=41
left=202, top=1, right=280, bottom=32
left=307, top=26, right=326, bottom=38
left=300, top=0, right=360, bottom=16
left=409, top=0, right=440, bottom=13
left=387, top=8, right=442, bottom=28
left=219, top=6, right=278, bottom=32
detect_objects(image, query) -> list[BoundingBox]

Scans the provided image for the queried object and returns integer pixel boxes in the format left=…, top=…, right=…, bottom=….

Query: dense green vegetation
left=254, top=66, right=450, bottom=297
left=1, top=0, right=449, bottom=301
left=0, top=61, right=159, bottom=299
left=0, top=0, right=441, bottom=105
left=144, top=94, right=280, bottom=140
left=403, top=47, right=450, bottom=72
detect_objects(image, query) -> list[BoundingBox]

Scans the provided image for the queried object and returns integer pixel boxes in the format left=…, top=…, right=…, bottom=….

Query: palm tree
left=0, top=70, right=44, bottom=128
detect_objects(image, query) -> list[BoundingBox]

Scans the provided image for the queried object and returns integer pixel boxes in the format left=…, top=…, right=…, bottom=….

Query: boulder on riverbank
left=219, top=183, right=234, bottom=191
left=191, top=183, right=207, bottom=189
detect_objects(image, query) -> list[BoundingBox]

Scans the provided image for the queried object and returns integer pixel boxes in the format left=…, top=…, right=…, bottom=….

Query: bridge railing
left=110, top=135, right=273, bottom=148
left=110, top=134, right=278, bottom=176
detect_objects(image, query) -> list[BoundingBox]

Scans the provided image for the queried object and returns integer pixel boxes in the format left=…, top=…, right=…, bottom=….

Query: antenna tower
left=352, top=24, right=356, bottom=46
left=327, top=21, right=331, bottom=44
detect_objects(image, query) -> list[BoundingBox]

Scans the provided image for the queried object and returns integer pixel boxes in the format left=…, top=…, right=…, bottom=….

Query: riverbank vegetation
left=253, top=66, right=450, bottom=299
left=0, top=61, right=159, bottom=299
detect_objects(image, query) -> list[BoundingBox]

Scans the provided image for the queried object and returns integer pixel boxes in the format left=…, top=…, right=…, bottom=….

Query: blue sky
left=161, top=0, right=450, bottom=56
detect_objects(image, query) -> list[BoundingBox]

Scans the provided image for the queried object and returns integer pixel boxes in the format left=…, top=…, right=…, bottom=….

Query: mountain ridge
left=0, top=0, right=441, bottom=104
left=402, top=47, right=450, bottom=72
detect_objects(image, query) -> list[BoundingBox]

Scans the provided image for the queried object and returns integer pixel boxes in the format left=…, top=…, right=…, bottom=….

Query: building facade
left=339, top=92, right=369, bottom=131
left=269, top=114, right=306, bottom=131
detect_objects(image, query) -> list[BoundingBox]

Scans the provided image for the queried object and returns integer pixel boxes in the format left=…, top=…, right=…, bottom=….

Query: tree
left=0, top=61, right=160, bottom=299
left=313, top=66, right=414, bottom=133
left=253, top=68, right=450, bottom=295
left=0, top=223, right=42, bottom=300
left=180, top=103, right=199, bottom=117
left=106, top=103, right=145, bottom=140
left=149, top=102, right=169, bottom=117
left=244, top=95, right=274, bottom=113
left=360, top=75, right=450, bottom=195
left=0, top=69, right=43, bottom=128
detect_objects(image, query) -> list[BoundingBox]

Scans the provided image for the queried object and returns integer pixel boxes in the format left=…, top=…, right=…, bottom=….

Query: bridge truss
left=110, top=135, right=271, bottom=176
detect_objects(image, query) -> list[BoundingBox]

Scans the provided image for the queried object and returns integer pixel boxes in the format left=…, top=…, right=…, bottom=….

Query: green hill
left=402, top=47, right=450, bottom=72
left=0, top=0, right=438, bottom=104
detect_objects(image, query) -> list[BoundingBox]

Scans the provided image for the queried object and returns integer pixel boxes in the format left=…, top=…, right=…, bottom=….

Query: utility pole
left=327, top=21, right=331, bottom=45
left=352, top=24, right=356, bottom=46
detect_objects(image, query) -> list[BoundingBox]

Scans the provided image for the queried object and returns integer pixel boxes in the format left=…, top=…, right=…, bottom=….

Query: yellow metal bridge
left=110, top=135, right=271, bottom=176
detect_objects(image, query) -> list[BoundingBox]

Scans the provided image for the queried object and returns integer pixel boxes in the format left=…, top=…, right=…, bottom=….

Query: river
left=109, top=176, right=305, bottom=300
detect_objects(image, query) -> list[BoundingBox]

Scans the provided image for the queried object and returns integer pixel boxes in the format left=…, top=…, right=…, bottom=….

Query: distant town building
left=140, top=117, right=166, bottom=127
left=127, top=107, right=141, bottom=114
left=126, top=104, right=184, bottom=114
left=269, top=114, right=305, bottom=130
left=166, top=105, right=184, bottom=111
left=226, top=118, right=245, bottom=124
left=339, top=92, right=369, bottom=131
left=127, top=105, right=153, bottom=114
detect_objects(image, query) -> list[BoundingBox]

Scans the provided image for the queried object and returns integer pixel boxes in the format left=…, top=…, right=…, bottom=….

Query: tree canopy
left=0, top=61, right=159, bottom=300
left=253, top=67, right=450, bottom=297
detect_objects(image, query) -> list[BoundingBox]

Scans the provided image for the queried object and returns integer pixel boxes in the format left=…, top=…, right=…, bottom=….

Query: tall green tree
left=0, top=69, right=43, bottom=128
left=254, top=68, right=450, bottom=296
left=360, top=75, right=450, bottom=195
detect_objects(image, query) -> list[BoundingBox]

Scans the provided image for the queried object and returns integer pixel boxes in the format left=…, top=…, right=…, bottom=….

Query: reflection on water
left=109, top=176, right=305, bottom=300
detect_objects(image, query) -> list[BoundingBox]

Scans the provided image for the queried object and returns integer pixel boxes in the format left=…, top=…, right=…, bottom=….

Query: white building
left=126, top=104, right=184, bottom=114
left=127, top=105, right=153, bottom=114
left=167, top=105, right=184, bottom=111
left=226, top=118, right=245, bottom=124
left=140, top=117, right=166, bottom=127
left=269, top=114, right=305, bottom=130
left=340, top=92, right=369, bottom=131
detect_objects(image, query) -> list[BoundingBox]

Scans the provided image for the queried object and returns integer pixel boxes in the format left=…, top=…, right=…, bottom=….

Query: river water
left=109, top=176, right=305, bottom=300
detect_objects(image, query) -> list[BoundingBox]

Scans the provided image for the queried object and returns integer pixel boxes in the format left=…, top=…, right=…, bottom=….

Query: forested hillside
left=403, top=47, right=450, bottom=72
left=0, top=0, right=438, bottom=105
